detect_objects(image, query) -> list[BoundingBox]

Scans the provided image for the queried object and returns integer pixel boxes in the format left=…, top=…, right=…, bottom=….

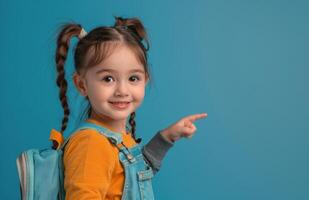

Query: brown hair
left=53, top=16, right=151, bottom=148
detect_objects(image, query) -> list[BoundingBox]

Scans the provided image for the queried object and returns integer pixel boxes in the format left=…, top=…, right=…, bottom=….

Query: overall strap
left=59, top=121, right=123, bottom=151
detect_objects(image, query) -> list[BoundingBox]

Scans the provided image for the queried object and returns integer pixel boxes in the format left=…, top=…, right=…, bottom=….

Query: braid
left=54, top=24, right=82, bottom=138
left=129, top=112, right=142, bottom=143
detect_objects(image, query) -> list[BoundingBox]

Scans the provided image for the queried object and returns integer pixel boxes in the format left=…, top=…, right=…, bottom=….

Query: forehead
left=91, top=45, right=144, bottom=74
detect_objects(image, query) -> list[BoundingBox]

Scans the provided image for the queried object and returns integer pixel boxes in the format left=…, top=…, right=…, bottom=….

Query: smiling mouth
left=109, top=101, right=131, bottom=109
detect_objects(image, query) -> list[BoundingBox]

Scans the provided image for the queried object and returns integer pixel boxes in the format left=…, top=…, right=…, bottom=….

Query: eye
left=102, top=75, right=114, bottom=83
left=129, top=75, right=140, bottom=82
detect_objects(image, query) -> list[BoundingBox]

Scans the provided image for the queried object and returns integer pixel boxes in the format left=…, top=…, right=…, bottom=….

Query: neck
left=89, top=110, right=128, bottom=134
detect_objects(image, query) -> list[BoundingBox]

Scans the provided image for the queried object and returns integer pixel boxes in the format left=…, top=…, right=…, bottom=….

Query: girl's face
left=74, top=44, right=148, bottom=123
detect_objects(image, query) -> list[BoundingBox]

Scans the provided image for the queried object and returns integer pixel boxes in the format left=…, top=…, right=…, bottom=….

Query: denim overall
left=65, top=121, right=155, bottom=200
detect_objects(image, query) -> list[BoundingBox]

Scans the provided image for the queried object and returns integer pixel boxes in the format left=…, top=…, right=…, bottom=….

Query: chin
left=109, top=111, right=131, bottom=119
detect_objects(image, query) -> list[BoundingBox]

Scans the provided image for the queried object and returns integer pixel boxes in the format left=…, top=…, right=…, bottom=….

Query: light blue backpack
left=16, top=127, right=66, bottom=200
left=16, top=122, right=122, bottom=200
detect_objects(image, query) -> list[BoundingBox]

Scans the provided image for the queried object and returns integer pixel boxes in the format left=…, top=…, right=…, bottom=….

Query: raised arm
left=142, top=113, right=208, bottom=175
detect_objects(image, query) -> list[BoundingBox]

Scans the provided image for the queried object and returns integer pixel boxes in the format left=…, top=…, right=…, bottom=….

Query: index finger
left=185, top=113, right=208, bottom=122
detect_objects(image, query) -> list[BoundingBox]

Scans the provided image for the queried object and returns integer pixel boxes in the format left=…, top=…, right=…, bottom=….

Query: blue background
left=1, top=0, right=308, bottom=199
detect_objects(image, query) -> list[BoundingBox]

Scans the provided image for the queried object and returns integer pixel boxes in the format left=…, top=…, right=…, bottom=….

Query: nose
left=114, top=80, right=129, bottom=97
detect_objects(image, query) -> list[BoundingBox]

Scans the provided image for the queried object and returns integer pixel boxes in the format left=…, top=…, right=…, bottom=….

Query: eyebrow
left=96, top=68, right=145, bottom=74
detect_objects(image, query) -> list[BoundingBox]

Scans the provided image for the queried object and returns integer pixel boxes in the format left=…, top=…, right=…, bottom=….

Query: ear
left=145, top=74, right=149, bottom=85
left=73, top=72, right=88, bottom=96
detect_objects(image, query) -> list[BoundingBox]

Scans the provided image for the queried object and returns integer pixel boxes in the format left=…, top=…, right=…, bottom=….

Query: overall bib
left=68, top=121, right=156, bottom=200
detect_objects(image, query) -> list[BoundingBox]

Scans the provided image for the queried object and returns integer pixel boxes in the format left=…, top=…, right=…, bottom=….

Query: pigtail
left=54, top=23, right=82, bottom=146
left=113, top=16, right=150, bottom=51
left=128, top=112, right=142, bottom=143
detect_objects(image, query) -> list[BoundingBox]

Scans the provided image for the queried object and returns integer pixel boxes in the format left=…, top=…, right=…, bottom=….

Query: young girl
left=52, top=16, right=207, bottom=200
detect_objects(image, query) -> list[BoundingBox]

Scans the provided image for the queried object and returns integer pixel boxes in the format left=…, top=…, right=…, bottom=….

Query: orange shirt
left=63, top=118, right=137, bottom=200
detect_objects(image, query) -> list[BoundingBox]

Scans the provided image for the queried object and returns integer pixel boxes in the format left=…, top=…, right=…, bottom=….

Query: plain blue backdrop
left=1, top=0, right=308, bottom=199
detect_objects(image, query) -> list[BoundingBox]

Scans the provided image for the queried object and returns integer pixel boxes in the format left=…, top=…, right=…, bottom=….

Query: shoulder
left=67, top=128, right=113, bottom=148
left=63, top=128, right=117, bottom=163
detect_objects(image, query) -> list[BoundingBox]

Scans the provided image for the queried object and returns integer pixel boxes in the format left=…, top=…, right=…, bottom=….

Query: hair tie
left=78, top=28, right=87, bottom=39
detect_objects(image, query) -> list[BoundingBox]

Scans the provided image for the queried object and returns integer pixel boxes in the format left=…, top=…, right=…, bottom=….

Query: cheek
left=87, top=84, right=111, bottom=102
left=134, top=86, right=146, bottom=101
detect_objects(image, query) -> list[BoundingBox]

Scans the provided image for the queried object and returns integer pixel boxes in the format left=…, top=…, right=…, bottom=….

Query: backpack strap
left=59, top=121, right=123, bottom=151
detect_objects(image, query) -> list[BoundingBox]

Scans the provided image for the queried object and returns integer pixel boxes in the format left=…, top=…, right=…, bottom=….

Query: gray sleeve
left=142, top=130, right=174, bottom=175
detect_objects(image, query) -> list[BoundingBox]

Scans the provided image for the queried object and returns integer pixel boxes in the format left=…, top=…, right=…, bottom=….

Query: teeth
left=110, top=102, right=130, bottom=106
left=110, top=101, right=130, bottom=109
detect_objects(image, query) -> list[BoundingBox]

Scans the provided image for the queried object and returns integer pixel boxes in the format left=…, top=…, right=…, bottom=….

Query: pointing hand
left=160, top=113, right=208, bottom=143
